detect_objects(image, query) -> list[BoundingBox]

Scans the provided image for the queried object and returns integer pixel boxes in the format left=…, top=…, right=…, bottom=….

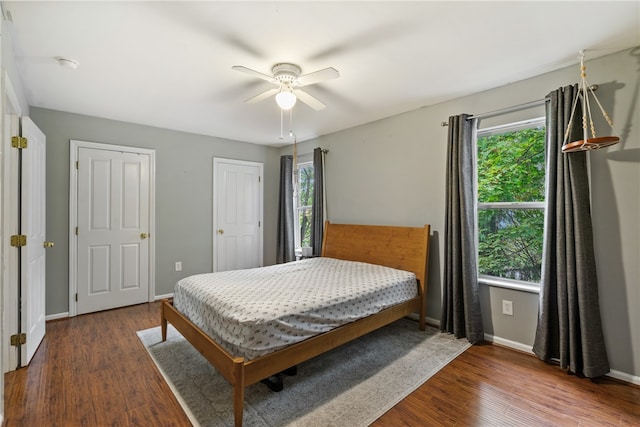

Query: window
left=476, top=118, right=546, bottom=287
left=294, top=161, right=314, bottom=250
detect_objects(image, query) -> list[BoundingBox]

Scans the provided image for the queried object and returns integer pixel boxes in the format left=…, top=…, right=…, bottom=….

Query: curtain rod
left=440, top=98, right=547, bottom=126
left=441, top=84, right=598, bottom=126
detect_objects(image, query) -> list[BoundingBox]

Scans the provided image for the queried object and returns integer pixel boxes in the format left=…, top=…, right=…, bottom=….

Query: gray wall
left=283, top=48, right=640, bottom=378
left=29, top=109, right=281, bottom=315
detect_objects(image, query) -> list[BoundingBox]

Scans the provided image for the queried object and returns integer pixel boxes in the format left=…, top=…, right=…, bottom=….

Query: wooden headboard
left=321, top=221, right=430, bottom=287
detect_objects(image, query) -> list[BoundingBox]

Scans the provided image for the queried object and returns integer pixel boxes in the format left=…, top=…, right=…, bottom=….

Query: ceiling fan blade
left=296, top=67, right=340, bottom=86
left=232, top=66, right=277, bottom=83
left=245, top=87, right=279, bottom=104
left=293, top=89, right=326, bottom=111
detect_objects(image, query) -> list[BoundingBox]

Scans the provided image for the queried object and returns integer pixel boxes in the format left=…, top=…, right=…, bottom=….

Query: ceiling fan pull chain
left=280, top=109, right=284, bottom=140
left=290, top=110, right=298, bottom=170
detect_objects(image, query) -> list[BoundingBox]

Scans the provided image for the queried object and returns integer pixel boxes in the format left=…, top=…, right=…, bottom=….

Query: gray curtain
left=441, top=114, right=484, bottom=344
left=276, top=155, right=295, bottom=263
left=310, top=147, right=324, bottom=255
left=532, top=85, right=610, bottom=378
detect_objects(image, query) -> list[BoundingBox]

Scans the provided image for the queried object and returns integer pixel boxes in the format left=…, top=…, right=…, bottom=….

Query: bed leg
left=233, top=360, right=245, bottom=427
left=161, top=302, right=168, bottom=341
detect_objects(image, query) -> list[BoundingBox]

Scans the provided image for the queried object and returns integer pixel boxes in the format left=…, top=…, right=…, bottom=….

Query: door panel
left=21, top=117, right=47, bottom=366
left=77, top=148, right=149, bottom=314
left=213, top=159, right=263, bottom=272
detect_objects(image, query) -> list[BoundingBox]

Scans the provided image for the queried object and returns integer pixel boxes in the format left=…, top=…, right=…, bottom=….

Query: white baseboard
left=46, top=312, right=69, bottom=321
left=607, top=369, right=640, bottom=386
left=46, top=297, right=172, bottom=321
left=426, top=316, right=440, bottom=327
left=484, top=333, right=534, bottom=354
left=484, top=333, right=639, bottom=385
left=405, top=313, right=441, bottom=328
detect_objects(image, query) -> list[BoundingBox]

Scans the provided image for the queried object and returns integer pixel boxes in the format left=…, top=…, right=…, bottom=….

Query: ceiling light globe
left=276, top=91, right=297, bottom=110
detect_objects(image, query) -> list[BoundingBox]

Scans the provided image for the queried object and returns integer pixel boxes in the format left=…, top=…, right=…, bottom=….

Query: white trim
left=484, top=333, right=535, bottom=354
left=45, top=312, right=69, bottom=322
left=607, top=369, right=640, bottom=386
left=294, top=159, right=313, bottom=250
left=478, top=201, right=545, bottom=210
left=154, top=293, right=174, bottom=301
left=69, top=140, right=156, bottom=317
left=405, top=313, right=440, bottom=328
left=475, top=116, right=546, bottom=287
left=3, top=73, right=20, bottom=118
left=2, top=70, right=22, bottom=375
left=485, top=334, right=640, bottom=386
left=479, top=276, right=540, bottom=294
left=425, top=316, right=440, bottom=327
left=477, top=116, right=545, bottom=135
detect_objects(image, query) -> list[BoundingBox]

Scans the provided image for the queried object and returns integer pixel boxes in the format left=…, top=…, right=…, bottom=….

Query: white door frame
left=212, top=157, right=263, bottom=272
left=2, top=71, right=22, bottom=373
left=69, top=140, right=156, bottom=317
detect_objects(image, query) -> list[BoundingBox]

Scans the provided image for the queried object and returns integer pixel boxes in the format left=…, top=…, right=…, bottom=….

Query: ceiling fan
left=232, top=63, right=339, bottom=111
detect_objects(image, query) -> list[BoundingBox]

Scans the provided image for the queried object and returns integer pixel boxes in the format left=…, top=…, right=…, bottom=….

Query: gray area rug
left=137, top=319, right=470, bottom=426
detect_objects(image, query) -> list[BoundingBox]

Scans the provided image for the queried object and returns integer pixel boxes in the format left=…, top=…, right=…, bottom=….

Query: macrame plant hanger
left=562, top=50, right=620, bottom=153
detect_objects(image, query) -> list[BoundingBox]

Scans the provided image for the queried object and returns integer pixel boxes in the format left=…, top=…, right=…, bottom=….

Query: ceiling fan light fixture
left=275, top=89, right=297, bottom=110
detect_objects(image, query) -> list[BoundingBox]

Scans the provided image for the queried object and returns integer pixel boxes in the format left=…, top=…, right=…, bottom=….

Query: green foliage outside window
left=297, top=165, right=314, bottom=248
left=477, top=126, right=545, bottom=282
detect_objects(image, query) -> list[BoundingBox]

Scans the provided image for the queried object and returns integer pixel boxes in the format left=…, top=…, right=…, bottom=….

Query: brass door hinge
left=10, top=235, right=27, bottom=247
left=10, top=333, right=26, bottom=347
left=11, top=136, right=28, bottom=149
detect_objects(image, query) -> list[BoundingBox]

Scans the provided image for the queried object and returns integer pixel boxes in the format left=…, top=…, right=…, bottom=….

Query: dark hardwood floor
left=4, top=302, right=639, bottom=426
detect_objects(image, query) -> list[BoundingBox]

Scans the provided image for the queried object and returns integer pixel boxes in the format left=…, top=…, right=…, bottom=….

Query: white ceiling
left=3, top=1, right=639, bottom=146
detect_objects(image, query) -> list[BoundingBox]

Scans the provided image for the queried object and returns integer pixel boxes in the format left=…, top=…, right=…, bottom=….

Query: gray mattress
left=173, top=257, right=418, bottom=360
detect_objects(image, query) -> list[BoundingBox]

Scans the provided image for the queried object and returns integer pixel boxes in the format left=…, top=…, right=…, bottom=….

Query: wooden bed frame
left=160, top=221, right=430, bottom=427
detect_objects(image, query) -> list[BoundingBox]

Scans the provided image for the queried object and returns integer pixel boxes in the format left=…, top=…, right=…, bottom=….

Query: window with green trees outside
left=476, top=118, right=546, bottom=284
left=295, top=162, right=314, bottom=249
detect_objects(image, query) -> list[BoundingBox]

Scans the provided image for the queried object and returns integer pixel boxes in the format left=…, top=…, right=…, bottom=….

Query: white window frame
left=475, top=117, right=546, bottom=293
left=293, top=157, right=313, bottom=254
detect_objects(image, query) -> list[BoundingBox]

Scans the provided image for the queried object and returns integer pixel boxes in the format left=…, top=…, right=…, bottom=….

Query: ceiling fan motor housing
left=272, top=63, right=301, bottom=84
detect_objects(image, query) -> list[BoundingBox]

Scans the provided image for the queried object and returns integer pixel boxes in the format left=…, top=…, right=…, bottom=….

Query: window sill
left=478, top=275, right=540, bottom=294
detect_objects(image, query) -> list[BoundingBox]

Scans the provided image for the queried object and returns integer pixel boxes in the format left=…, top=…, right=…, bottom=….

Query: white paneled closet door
left=213, top=158, right=263, bottom=272
left=76, top=147, right=150, bottom=314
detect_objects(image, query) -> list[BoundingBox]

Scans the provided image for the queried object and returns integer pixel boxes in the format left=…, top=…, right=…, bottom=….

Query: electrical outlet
left=175, top=261, right=182, bottom=272
left=502, top=300, right=513, bottom=316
